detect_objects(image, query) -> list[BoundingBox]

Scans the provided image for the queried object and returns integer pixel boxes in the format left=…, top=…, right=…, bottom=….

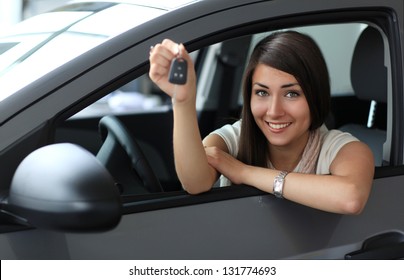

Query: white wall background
left=0, top=0, right=23, bottom=30
left=0, top=0, right=69, bottom=32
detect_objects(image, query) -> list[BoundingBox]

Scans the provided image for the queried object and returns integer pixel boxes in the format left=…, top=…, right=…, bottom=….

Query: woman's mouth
left=266, top=122, right=292, bottom=130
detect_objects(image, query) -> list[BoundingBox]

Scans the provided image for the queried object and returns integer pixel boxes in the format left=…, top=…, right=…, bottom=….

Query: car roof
left=67, top=0, right=202, bottom=10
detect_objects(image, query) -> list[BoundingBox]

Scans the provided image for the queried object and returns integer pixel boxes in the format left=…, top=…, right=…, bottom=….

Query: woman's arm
left=171, top=100, right=219, bottom=193
left=149, top=39, right=220, bottom=193
left=206, top=141, right=374, bottom=214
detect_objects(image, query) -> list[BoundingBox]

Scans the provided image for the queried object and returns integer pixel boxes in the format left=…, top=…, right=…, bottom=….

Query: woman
left=149, top=31, right=374, bottom=215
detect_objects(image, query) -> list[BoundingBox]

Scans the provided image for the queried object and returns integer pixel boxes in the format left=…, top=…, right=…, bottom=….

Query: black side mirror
left=1, top=143, right=122, bottom=232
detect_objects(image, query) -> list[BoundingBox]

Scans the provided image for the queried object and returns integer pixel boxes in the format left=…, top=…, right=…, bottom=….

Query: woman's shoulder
left=209, top=119, right=241, bottom=156
left=211, top=119, right=241, bottom=137
left=320, top=125, right=359, bottom=145
left=316, top=125, right=359, bottom=174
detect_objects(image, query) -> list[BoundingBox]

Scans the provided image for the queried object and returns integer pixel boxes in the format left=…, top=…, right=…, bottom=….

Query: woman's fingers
left=149, top=40, right=180, bottom=93
left=149, top=39, right=196, bottom=103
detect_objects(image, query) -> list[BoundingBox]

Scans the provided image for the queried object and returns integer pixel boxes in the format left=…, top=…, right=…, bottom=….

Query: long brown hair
left=237, top=31, right=330, bottom=167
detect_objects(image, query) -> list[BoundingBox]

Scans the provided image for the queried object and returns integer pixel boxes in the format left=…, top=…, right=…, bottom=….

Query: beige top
left=210, top=120, right=359, bottom=186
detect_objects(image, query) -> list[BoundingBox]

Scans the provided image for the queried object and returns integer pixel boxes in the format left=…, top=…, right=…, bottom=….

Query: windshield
left=0, top=3, right=165, bottom=102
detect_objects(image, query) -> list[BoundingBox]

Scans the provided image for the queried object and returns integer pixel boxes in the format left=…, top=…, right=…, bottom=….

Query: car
left=0, top=0, right=404, bottom=260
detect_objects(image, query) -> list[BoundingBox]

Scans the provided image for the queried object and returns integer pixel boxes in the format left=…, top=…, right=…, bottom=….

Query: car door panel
left=81, top=175, right=404, bottom=259
left=1, top=174, right=403, bottom=259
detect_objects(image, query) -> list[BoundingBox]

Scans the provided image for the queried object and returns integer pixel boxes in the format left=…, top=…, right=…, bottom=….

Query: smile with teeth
left=267, top=122, right=292, bottom=130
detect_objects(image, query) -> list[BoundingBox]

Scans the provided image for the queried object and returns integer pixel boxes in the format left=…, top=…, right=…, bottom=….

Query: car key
left=168, top=57, right=187, bottom=85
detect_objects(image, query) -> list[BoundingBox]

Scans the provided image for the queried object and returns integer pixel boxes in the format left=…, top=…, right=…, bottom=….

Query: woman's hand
left=149, top=39, right=196, bottom=104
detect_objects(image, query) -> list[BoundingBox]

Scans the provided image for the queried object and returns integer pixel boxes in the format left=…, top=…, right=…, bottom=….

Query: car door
left=1, top=0, right=404, bottom=259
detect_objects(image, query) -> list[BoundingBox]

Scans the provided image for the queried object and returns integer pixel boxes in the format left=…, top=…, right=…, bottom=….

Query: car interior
left=338, top=26, right=387, bottom=166
left=54, top=22, right=389, bottom=196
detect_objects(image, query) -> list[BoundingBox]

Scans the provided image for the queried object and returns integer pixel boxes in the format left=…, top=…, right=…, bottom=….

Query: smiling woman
left=237, top=31, right=331, bottom=172
left=149, top=31, right=375, bottom=215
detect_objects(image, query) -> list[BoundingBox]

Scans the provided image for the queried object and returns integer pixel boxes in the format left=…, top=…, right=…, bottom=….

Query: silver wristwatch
left=273, top=171, right=288, bottom=199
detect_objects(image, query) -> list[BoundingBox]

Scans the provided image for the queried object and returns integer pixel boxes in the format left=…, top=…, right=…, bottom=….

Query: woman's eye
left=285, top=91, right=300, bottom=98
left=255, top=90, right=268, bottom=97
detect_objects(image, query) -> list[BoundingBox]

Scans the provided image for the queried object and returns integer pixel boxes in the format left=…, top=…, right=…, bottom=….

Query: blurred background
left=0, top=0, right=69, bottom=30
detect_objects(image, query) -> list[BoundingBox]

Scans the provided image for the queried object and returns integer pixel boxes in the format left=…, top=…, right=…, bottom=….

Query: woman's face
left=250, top=64, right=311, bottom=150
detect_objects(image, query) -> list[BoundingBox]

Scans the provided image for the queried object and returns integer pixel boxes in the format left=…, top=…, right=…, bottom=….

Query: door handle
left=345, top=231, right=404, bottom=259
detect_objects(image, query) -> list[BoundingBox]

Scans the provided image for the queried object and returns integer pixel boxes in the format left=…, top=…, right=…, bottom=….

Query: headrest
left=351, top=26, right=387, bottom=103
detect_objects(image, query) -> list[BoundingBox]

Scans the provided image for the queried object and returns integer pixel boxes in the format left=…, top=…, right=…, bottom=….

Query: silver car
left=0, top=0, right=404, bottom=259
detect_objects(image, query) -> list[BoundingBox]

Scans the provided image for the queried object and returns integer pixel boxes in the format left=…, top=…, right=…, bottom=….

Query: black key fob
left=168, top=57, right=187, bottom=85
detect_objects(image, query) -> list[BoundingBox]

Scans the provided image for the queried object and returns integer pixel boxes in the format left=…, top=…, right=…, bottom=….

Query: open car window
left=57, top=21, right=391, bottom=198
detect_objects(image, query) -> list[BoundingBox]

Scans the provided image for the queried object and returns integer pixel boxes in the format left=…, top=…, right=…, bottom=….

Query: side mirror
left=2, top=143, right=122, bottom=232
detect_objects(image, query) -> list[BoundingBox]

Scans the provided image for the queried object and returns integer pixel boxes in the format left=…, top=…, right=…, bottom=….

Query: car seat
left=339, top=26, right=387, bottom=166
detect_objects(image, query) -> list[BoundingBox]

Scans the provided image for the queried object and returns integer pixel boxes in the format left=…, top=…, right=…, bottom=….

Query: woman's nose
left=266, top=96, right=285, bottom=117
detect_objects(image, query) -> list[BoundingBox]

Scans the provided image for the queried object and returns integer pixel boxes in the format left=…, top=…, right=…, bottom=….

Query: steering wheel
left=96, top=115, right=163, bottom=194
